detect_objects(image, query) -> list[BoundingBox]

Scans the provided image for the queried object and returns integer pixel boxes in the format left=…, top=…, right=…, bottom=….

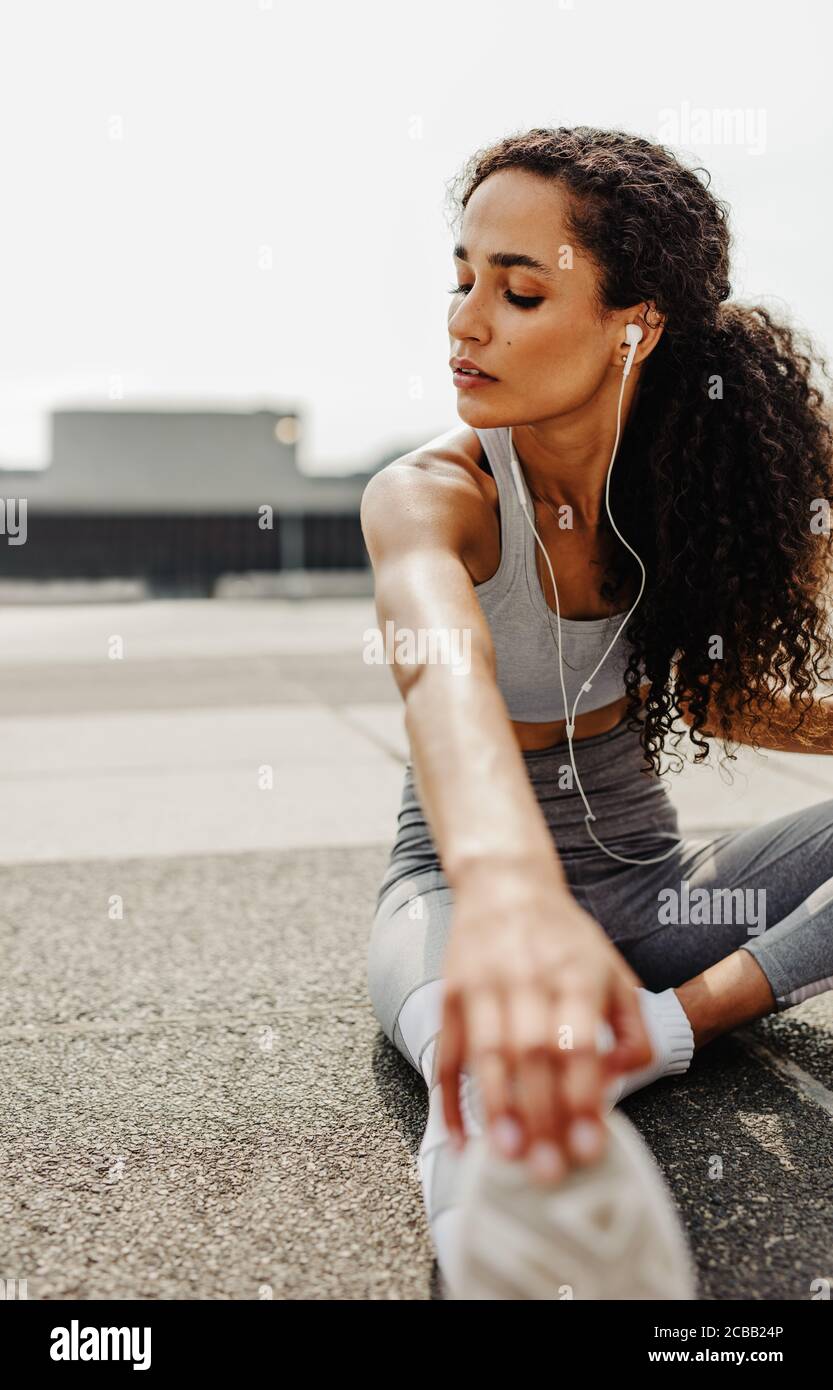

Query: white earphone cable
left=508, top=336, right=686, bottom=866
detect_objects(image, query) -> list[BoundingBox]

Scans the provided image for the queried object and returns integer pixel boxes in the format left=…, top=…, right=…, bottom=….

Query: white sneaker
left=446, top=1109, right=697, bottom=1301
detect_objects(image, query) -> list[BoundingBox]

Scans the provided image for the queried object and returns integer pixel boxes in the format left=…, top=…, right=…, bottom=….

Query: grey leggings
left=368, top=714, right=833, bottom=1073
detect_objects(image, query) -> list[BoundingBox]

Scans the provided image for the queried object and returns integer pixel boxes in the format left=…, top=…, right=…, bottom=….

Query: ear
left=614, top=301, right=666, bottom=372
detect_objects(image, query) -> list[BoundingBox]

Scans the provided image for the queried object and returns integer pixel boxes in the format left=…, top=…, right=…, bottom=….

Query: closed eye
left=447, top=284, right=544, bottom=310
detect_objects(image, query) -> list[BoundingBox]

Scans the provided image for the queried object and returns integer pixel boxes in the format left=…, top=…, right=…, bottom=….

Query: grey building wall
left=2, top=408, right=372, bottom=515
left=0, top=405, right=433, bottom=581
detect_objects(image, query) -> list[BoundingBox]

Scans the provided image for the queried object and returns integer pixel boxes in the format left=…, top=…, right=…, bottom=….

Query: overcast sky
left=2, top=0, right=831, bottom=474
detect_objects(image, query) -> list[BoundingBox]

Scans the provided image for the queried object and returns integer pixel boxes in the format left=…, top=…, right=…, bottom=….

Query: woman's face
left=447, top=169, right=622, bottom=426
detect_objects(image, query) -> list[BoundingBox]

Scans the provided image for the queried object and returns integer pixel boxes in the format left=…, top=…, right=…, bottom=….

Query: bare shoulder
left=361, top=423, right=488, bottom=506
left=360, top=424, right=493, bottom=566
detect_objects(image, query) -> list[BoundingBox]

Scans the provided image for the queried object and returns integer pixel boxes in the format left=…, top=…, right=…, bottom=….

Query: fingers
left=504, top=985, right=565, bottom=1181
left=437, top=971, right=640, bottom=1182
left=465, top=987, right=521, bottom=1157
left=553, top=988, right=607, bottom=1167
left=602, top=973, right=654, bottom=1077
left=463, top=981, right=609, bottom=1180
left=436, top=992, right=466, bottom=1150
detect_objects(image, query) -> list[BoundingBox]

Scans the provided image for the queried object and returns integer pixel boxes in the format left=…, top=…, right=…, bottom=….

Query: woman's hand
left=435, top=860, right=654, bottom=1184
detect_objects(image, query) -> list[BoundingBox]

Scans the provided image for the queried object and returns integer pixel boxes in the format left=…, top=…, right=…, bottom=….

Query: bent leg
left=584, top=797, right=833, bottom=1032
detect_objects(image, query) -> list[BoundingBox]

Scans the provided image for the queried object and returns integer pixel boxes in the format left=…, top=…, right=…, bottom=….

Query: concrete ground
left=1, top=595, right=831, bottom=1301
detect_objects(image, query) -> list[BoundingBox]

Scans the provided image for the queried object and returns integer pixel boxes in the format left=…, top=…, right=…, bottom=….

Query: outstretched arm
left=361, top=451, right=653, bottom=1169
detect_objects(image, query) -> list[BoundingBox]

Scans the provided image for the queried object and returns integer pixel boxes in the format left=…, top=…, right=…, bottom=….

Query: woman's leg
left=367, top=868, right=697, bottom=1298
left=676, top=951, right=777, bottom=1049
left=367, top=871, right=481, bottom=1290
left=584, top=797, right=833, bottom=1046
left=397, top=976, right=485, bottom=1290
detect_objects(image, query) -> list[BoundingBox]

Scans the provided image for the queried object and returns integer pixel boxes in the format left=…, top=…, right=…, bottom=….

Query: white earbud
left=622, top=321, right=644, bottom=379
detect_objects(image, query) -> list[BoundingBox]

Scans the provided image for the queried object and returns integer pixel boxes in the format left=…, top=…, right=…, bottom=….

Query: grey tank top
left=471, top=425, right=644, bottom=723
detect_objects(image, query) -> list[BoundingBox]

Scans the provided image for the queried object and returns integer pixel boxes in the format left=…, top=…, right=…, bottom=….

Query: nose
left=448, top=293, right=485, bottom=344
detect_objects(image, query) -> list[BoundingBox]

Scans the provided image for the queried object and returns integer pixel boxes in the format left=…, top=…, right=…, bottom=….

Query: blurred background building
left=0, top=406, right=404, bottom=596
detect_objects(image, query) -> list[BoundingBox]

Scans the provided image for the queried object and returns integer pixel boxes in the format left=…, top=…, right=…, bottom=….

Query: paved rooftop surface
left=1, top=597, right=831, bottom=1300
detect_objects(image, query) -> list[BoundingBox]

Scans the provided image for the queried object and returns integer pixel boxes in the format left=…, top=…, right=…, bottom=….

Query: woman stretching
left=361, top=126, right=833, bottom=1301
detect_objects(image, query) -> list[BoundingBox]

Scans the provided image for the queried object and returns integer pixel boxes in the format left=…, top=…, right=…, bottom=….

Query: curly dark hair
left=445, top=125, right=833, bottom=776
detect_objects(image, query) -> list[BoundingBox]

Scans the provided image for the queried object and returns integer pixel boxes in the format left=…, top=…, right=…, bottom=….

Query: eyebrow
left=452, top=242, right=555, bottom=281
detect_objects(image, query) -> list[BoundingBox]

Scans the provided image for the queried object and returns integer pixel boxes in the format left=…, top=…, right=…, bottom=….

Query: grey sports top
left=471, top=425, right=644, bottom=723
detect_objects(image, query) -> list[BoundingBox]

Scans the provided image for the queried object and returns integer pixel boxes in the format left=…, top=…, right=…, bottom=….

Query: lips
left=450, top=357, right=497, bottom=380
